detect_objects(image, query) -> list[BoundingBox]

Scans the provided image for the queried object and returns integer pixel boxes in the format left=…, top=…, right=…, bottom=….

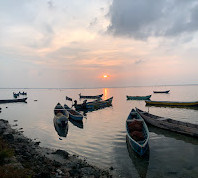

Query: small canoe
left=0, top=97, right=27, bottom=103
left=64, top=104, right=83, bottom=121
left=127, top=95, right=151, bottom=100
left=54, top=103, right=69, bottom=126
left=79, top=93, right=103, bottom=99
left=136, top=108, right=198, bottom=137
left=145, top=100, right=198, bottom=107
left=126, top=109, right=149, bottom=156
left=153, top=90, right=170, bottom=93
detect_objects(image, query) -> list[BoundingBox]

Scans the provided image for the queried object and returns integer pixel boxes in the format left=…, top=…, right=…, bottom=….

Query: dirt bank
left=0, top=119, right=113, bottom=177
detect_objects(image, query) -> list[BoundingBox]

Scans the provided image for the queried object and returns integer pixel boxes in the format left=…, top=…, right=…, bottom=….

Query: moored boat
left=79, top=93, right=103, bottom=99
left=145, top=100, right=198, bottom=107
left=74, top=97, right=113, bottom=111
left=136, top=108, right=198, bottom=137
left=54, top=103, right=69, bottom=127
left=64, top=104, right=83, bottom=121
left=153, top=90, right=170, bottom=93
left=126, top=109, right=149, bottom=156
left=0, top=97, right=27, bottom=103
left=126, top=95, right=151, bottom=100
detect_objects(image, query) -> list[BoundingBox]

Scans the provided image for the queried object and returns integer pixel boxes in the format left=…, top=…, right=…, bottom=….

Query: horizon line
left=0, top=83, right=198, bottom=90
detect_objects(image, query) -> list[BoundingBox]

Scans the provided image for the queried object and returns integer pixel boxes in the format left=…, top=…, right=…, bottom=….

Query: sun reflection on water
left=103, top=88, right=109, bottom=100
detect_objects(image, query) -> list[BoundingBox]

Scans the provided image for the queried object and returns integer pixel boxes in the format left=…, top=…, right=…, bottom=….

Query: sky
left=1, top=0, right=198, bottom=88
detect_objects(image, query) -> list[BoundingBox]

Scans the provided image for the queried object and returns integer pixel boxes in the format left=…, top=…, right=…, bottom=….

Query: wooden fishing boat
left=136, top=108, right=198, bottom=137
left=126, top=95, right=151, bottom=100
left=64, top=104, right=83, bottom=121
left=79, top=93, right=103, bottom=99
left=126, top=109, right=149, bottom=156
left=0, top=97, right=27, bottom=103
left=54, top=103, right=69, bottom=126
left=145, top=100, right=198, bottom=107
left=153, top=90, right=170, bottom=93
left=74, top=97, right=113, bottom=110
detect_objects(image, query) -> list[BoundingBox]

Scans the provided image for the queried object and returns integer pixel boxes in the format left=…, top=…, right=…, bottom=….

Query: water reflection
left=69, top=119, right=83, bottom=129
left=53, top=117, right=69, bottom=137
left=149, top=125, right=198, bottom=145
left=103, top=88, right=109, bottom=100
left=126, top=135, right=150, bottom=178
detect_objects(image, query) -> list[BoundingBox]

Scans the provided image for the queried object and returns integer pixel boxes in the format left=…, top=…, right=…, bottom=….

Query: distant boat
left=64, top=104, right=83, bottom=121
left=54, top=103, right=69, bottom=127
left=13, top=92, right=19, bottom=98
left=153, top=90, right=170, bottom=94
left=0, top=97, right=27, bottom=104
left=126, top=95, right=151, bottom=100
left=145, top=100, right=198, bottom=107
left=136, top=108, right=198, bottom=137
left=74, top=97, right=113, bottom=111
left=19, top=91, right=27, bottom=95
left=126, top=109, right=149, bottom=156
left=79, top=93, right=103, bottom=99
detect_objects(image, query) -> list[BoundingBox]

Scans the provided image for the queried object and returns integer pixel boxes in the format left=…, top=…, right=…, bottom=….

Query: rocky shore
left=0, top=119, right=112, bottom=177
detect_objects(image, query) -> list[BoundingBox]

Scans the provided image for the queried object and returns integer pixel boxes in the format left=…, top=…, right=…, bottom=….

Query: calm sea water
left=1, top=85, right=198, bottom=178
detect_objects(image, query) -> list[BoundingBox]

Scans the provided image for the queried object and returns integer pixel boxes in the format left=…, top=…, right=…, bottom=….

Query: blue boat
left=126, top=109, right=149, bottom=156
left=64, top=104, right=83, bottom=121
left=126, top=95, right=151, bottom=100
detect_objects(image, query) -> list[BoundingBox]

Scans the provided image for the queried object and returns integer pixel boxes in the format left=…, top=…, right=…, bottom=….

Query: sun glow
left=103, top=74, right=109, bottom=78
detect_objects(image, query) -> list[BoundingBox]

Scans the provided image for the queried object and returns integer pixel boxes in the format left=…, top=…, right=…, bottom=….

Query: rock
left=52, top=149, right=69, bottom=159
left=109, top=166, right=114, bottom=170
left=34, top=141, right=40, bottom=146
left=3, top=133, right=14, bottom=141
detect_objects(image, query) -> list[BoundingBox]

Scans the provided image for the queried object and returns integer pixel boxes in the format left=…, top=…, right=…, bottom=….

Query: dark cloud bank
left=107, top=0, right=198, bottom=40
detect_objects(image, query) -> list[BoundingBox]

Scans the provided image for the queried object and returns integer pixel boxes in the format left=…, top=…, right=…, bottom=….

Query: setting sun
left=103, top=75, right=108, bottom=78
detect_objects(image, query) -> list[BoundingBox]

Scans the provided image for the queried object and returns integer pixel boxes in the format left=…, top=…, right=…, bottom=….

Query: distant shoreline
left=0, top=83, right=198, bottom=90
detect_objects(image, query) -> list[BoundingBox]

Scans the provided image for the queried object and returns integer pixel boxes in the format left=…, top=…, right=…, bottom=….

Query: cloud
left=107, top=0, right=198, bottom=40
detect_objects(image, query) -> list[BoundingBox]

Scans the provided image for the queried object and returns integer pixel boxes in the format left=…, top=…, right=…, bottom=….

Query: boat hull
left=79, top=94, right=103, bottom=99
left=64, top=104, right=83, bottom=121
left=0, top=97, right=27, bottom=103
left=54, top=103, right=69, bottom=126
left=127, top=95, right=151, bottom=100
left=136, top=108, right=198, bottom=137
left=153, top=90, right=170, bottom=93
left=145, top=100, right=198, bottom=107
left=126, top=109, right=149, bottom=156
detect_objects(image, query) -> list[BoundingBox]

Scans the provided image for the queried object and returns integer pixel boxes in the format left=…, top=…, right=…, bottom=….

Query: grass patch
left=0, top=137, right=14, bottom=165
left=0, top=165, right=32, bottom=178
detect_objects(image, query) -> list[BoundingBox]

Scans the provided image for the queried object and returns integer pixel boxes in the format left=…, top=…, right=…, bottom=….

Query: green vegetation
left=0, top=137, right=32, bottom=177
left=0, top=137, right=14, bottom=165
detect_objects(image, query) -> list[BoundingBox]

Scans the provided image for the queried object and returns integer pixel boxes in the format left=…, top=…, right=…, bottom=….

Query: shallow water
left=0, top=85, right=198, bottom=178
